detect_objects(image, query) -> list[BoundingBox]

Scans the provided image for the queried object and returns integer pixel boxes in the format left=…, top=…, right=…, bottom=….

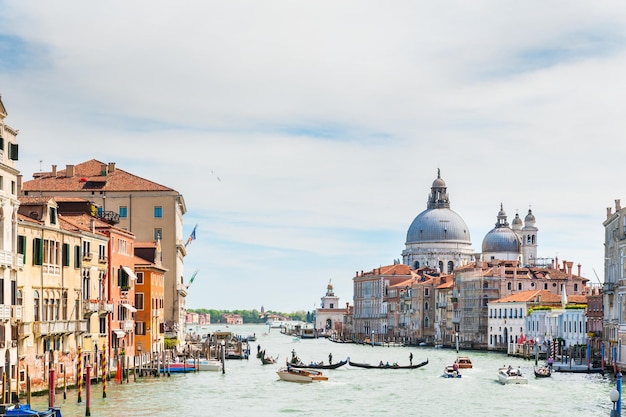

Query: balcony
left=100, top=302, right=114, bottom=314
left=121, top=320, right=134, bottom=332
left=12, top=305, right=22, bottom=321
left=0, top=250, right=13, bottom=269
left=34, top=320, right=89, bottom=335
left=98, top=210, right=120, bottom=225
left=83, top=300, right=99, bottom=315
left=0, top=304, right=11, bottom=321
left=18, top=322, right=31, bottom=338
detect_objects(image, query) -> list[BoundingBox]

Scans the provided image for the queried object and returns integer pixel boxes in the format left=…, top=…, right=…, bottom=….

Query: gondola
left=348, top=358, right=428, bottom=369
left=288, top=358, right=349, bottom=370
left=259, top=350, right=278, bottom=365
left=534, top=366, right=551, bottom=378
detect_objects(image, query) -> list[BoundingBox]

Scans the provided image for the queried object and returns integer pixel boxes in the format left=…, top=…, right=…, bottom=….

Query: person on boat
left=329, top=353, right=333, bottom=364
left=379, top=360, right=384, bottom=367
left=452, top=362, right=459, bottom=371
left=409, top=352, right=413, bottom=365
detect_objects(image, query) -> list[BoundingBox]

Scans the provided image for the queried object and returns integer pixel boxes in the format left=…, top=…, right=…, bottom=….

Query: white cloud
left=1, top=1, right=624, bottom=310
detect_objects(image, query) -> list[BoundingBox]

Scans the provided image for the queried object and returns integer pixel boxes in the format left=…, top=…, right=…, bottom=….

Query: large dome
left=406, top=208, right=471, bottom=243
left=482, top=228, right=521, bottom=253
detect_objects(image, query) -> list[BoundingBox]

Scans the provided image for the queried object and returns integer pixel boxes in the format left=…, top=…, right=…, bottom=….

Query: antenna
left=592, top=268, right=602, bottom=285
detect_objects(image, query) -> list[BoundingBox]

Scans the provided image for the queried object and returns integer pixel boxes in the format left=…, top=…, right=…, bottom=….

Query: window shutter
left=8, top=143, right=18, bottom=161
left=62, top=243, right=70, bottom=267
left=33, top=238, right=42, bottom=265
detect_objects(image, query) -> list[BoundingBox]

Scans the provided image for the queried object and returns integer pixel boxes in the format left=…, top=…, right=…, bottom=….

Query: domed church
left=482, top=204, right=539, bottom=266
left=401, top=169, right=474, bottom=273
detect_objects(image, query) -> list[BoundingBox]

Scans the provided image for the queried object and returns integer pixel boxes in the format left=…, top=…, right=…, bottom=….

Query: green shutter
left=33, top=238, right=42, bottom=265
left=74, top=245, right=81, bottom=268
left=9, top=143, right=18, bottom=161
left=62, top=243, right=70, bottom=267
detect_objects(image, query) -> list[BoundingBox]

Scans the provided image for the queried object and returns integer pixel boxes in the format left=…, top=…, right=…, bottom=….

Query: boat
left=288, top=358, right=349, bottom=369
left=185, top=358, right=222, bottom=371
left=534, top=366, right=551, bottom=378
left=348, top=358, right=428, bottom=369
left=259, top=350, right=278, bottom=365
left=1, top=404, right=62, bottom=416
left=276, top=367, right=328, bottom=383
left=455, top=356, right=473, bottom=369
left=443, top=365, right=462, bottom=378
left=160, top=362, right=198, bottom=373
left=497, top=366, right=528, bottom=385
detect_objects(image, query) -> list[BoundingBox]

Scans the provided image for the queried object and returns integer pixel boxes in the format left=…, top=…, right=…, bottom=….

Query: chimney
left=52, top=165, right=57, bottom=177
left=617, top=199, right=622, bottom=211
left=66, top=165, right=75, bottom=178
left=608, top=207, right=613, bottom=218
left=577, top=263, right=581, bottom=277
left=108, top=162, right=116, bottom=173
left=90, top=219, right=95, bottom=233
left=567, top=261, right=573, bottom=278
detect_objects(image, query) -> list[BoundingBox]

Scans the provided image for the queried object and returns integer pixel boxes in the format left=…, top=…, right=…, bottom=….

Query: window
left=154, top=228, right=162, bottom=241
left=33, top=238, right=43, bottom=266
left=33, top=291, right=40, bottom=322
left=119, top=206, right=128, bottom=218
left=11, top=180, right=15, bottom=195
left=135, top=321, right=146, bottom=335
left=74, top=245, right=81, bottom=268
left=154, top=206, right=163, bottom=218
left=8, top=143, right=18, bottom=161
left=136, top=272, right=144, bottom=284
left=135, top=293, right=144, bottom=310
left=82, top=241, right=91, bottom=259
left=49, top=207, right=57, bottom=225
left=62, top=243, right=70, bottom=267
left=82, top=268, right=91, bottom=300
left=98, top=244, right=106, bottom=261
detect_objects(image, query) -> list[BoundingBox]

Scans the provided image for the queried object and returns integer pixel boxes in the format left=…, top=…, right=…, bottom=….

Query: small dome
left=432, top=177, right=446, bottom=188
left=525, top=209, right=535, bottom=222
left=482, top=228, right=521, bottom=253
left=512, top=212, right=522, bottom=226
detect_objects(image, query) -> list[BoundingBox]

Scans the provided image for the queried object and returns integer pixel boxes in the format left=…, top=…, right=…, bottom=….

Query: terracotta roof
left=22, top=159, right=174, bottom=192
left=493, top=290, right=587, bottom=305
left=388, top=278, right=415, bottom=288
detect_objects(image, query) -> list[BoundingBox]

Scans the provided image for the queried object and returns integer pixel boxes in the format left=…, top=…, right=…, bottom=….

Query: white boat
left=276, top=367, right=328, bottom=383
left=186, top=359, right=222, bottom=372
left=497, top=366, right=528, bottom=385
left=443, top=365, right=462, bottom=378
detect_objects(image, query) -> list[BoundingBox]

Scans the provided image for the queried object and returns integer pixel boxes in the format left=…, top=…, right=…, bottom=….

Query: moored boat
left=276, top=367, right=328, bottom=383
left=348, top=358, right=428, bottom=369
left=2, top=404, right=62, bottom=416
left=186, top=358, right=222, bottom=371
left=497, top=366, right=528, bottom=385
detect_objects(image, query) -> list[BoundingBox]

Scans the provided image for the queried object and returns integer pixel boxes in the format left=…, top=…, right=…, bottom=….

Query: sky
left=0, top=1, right=624, bottom=313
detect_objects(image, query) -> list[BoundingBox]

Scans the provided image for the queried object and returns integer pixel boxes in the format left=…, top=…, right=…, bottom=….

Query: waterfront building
left=602, top=198, right=626, bottom=370
left=132, top=241, right=166, bottom=356
left=0, top=97, right=22, bottom=399
left=401, top=169, right=474, bottom=273
left=385, top=276, right=415, bottom=343
left=352, top=263, right=412, bottom=343
left=315, top=280, right=349, bottom=338
left=16, top=197, right=97, bottom=392
left=19, top=159, right=189, bottom=344
left=434, top=275, right=455, bottom=347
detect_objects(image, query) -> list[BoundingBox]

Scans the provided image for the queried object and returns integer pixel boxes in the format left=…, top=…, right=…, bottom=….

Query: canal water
left=29, top=325, right=619, bottom=417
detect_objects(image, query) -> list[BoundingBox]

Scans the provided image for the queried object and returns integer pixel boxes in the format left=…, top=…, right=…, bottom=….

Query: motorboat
left=498, top=366, right=528, bottom=385
left=276, top=367, right=328, bottom=383
left=455, top=356, right=473, bottom=369
left=443, top=365, right=462, bottom=378
left=187, top=358, right=222, bottom=371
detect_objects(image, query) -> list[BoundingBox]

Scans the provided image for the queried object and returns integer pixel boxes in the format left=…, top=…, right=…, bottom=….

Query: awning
left=121, top=303, right=137, bottom=313
left=122, top=266, right=138, bottom=281
left=113, top=330, right=126, bottom=338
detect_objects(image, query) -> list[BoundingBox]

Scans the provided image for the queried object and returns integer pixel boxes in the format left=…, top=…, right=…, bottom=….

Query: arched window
left=517, top=282, right=522, bottom=290
left=438, top=261, right=444, bottom=272
left=507, top=282, right=512, bottom=290
left=414, top=261, right=420, bottom=269
left=447, top=261, right=454, bottom=273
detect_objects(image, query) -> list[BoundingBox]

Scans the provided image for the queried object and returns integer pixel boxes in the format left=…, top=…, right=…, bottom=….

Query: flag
left=185, top=224, right=197, bottom=247
left=187, top=270, right=199, bottom=288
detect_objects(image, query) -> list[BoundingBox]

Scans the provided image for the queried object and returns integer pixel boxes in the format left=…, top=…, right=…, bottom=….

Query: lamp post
left=455, top=332, right=459, bottom=354
left=221, top=340, right=226, bottom=374
left=371, top=331, right=375, bottom=347
left=610, top=388, right=619, bottom=417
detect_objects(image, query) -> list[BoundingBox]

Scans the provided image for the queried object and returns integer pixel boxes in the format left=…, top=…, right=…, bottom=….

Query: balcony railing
left=34, top=320, right=89, bottom=335
left=84, top=300, right=99, bottom=315
left=121, top=320, right=134, bottom=331
left=0, top=304, right=11, bottom=321
left=0, top=250, right=12, bottom=268
left=12, top=305, right=22, bottom=321
left=18, top=322, right=31, bottom=338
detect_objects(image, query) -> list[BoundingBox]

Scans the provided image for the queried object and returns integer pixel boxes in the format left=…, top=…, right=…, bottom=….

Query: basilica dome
left=406, top=208, right=471, bottom=243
